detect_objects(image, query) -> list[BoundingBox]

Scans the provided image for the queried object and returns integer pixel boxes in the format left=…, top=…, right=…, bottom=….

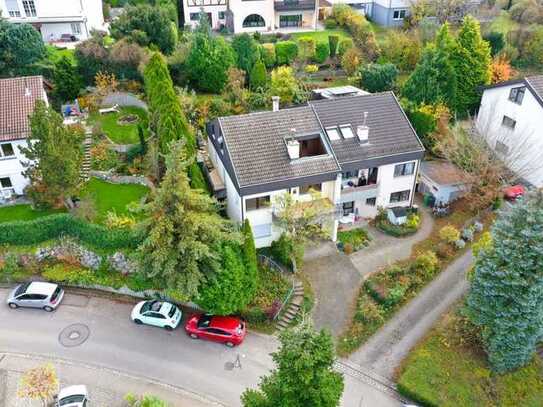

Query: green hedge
left=376, top=218, right=418, bottom=237
left=275, top=41, right=298, bottom=65
left=0, top=214, right=142, bottom=249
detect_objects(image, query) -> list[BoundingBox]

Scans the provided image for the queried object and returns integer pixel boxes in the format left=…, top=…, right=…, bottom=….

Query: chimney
left=357, top=112, right=369, bottom=143
left=272, top=96, right=280, bottom=112
left=286, top=129, right=300, bottom=160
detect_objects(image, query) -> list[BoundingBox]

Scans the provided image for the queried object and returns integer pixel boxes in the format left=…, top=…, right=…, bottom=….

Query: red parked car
left=504, top=184, right=525, bottom=200
left=185, top=314, right=246, bottom=347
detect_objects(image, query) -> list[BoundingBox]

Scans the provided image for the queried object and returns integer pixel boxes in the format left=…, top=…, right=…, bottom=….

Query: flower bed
left=375, top=208, right=421, bottom=237
left=88, top=106, right=148, bottom=145
left=337, top=227, right=371, bottom=253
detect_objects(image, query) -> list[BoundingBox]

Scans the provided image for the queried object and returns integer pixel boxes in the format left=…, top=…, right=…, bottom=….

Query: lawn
left=45, top=45, right=76, bottom=65
left=291, top=29, right=351, bottom=43
left=0, top=204, right=65, bottom=223
left=398, top=308, right=543, bottom=407
left=80, top=178, right=149, bottom=223
left=88, top=106, right=148, bottom=145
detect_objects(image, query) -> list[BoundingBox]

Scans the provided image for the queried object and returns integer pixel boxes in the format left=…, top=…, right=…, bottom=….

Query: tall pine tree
left=467, top=192, right=543, bottom=373
left=450, top=15, right=491, bottom=115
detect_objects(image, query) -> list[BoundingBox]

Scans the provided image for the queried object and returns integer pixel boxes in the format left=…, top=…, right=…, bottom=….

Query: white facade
left=0, top=139, right=30, bottom=197
left=477, top=80, right=543, bottom=188
left=183, top=0, right=318, bottom=33
left=0, top=0, right=105, bottom=41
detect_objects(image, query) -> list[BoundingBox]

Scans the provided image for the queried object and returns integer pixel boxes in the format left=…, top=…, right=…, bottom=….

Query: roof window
left=326, top=127, right=341, bottom=141
left=340, top=125, right=354, bottom=139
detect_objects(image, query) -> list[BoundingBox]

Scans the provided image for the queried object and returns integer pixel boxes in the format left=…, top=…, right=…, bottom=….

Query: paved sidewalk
left=348, top=250, right=473, bottom=379
left=0, top=353, right=221, bottom=407
left=349, top=205, right=435, bottom=278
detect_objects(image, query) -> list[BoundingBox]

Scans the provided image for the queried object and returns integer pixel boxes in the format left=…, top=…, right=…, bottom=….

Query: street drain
left=59, top=323, right=90, bottom=347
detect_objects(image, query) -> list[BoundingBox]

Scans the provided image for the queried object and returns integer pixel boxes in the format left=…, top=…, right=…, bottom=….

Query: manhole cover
left=59, top=324, right=90, bottom=347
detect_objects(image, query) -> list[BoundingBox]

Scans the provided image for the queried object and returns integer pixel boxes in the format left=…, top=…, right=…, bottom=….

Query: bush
left=341, top=47, right=362, bottom=76
left=275, top=41, right=298, bottom=65
left=412, top=251, right=439, bottom=277
left=298, top=37, right=316, bottom=61
left=261, top=43, right=276, bottom=68
left=406, top=213, right=420, bottom=229
left=439, top=225, right=460, bottom=244
left=271, top=233, right=294, bottom=269
left=329, top=35, right=339, bottom=58
left=250, top=59, right=267, bottom=90
left=338, top=38, right=354, bottom=56
left=376, top=216, right=419, bottom=237
left=472, top=231, right=492, bottom=258
left=314, top=42, right=330, bottom=64
left=239, top=307, right=268, bottom=324
left=356, top=299, right=384, bottom=324
left=358, top=63, right=398, bottom=92
left=484, top=31, right=505, bottom=57
left=324, top=18, right=337, bottom=29
left=304, top=64, right=319, bottom=73
left=455, top=239, right=466, bottom=249
left=0, top=214, right=141, bottom=249
left=337, top=227, right=371, bottom=251
left=437, top=242, right=455, bottom=259
left=343, top=243, right=354, bottom=255
left=462, top=227, right=474, bottom=242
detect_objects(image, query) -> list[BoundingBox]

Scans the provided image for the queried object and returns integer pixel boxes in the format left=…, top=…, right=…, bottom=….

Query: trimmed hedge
left=314, top=42, right=330, bottom=64
left=275, top=41, right=298, bottom=65
left=0, top=214, right=142, bottom=249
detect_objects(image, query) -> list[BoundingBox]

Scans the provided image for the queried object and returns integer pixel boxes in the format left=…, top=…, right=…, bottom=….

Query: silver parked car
left=6, top=282, right=64, bottom=312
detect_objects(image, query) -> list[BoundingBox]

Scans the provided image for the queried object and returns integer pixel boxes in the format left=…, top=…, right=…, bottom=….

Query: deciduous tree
left=21, top=101, right=84, bottom=208
left=18, top=364, right=58, bottom=407
left=241, top=319, right=344, bottom=407
left=467, top=191, right=543, bottom=373
left=136, top=140, right=233, bottom=300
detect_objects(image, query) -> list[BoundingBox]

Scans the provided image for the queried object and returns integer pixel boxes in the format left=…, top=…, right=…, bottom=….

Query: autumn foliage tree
left=18, top=364, right=58, bottom=407
left=490, top=56, right=515, bottom=83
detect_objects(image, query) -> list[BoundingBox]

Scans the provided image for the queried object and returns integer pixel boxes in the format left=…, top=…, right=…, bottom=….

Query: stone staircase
left=276, top=280, right=305, bottom=331
left=81, top=130, right=92, bottom=182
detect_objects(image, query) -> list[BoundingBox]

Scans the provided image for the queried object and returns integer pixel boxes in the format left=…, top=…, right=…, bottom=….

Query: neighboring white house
left=0, top=76, right=48, bottom=199
left=0, top=0, right=105, bottom=41
left=206, top=90, right=425, bottom=247
left=182, top=0, right=318, bottom=32
left=477, top=75, right=543, bottom=188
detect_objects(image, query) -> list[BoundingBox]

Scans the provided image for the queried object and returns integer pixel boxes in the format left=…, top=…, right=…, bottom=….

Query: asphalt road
left=0, top=288, right=402, bottom=407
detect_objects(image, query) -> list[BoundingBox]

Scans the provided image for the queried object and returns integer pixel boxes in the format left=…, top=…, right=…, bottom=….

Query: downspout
left=410, top=160, right=420, bottom=208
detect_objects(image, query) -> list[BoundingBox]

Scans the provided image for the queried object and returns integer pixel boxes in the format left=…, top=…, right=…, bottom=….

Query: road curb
left=0, top=351, right=227, bottom=407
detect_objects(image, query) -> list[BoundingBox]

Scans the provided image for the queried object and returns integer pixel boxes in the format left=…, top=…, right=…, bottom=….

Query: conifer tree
left=450, top=15, right=491, bottom=114
left=137, top=140, right=233, bottom=299
left=467, top=192, right=543, bottom=373
left=250, top=59, right=267, bottom=90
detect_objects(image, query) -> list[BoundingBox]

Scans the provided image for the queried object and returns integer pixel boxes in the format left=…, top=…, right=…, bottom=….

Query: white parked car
left=56, top=385, right=89, bottom=407
left=131, top=300, right=182, bottom=331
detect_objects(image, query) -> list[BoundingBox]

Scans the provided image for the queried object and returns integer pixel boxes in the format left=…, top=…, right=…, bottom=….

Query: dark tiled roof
left=526, top=75, right=543, bottom=103
left=0, top=76, right=46, bottom=142
left=420, top=160, right=466, bottom=186
left=309, top=92, right=424, bottom=165
left=218, top=106, right=340, bottom=189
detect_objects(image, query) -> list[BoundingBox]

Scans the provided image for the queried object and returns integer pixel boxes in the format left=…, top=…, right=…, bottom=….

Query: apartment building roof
left=308, top=92, right=424, bottom=170
left=209, top=91, right=424, bottom=195
left=215, top=106, right=341, bottom=194
left=0, top=76, right=46, bottom=142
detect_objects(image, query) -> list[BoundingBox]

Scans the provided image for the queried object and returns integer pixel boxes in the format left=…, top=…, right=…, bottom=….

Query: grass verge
left=0, top=204, right=65, bottom=223
left=88, top=106, right=148, bottom=145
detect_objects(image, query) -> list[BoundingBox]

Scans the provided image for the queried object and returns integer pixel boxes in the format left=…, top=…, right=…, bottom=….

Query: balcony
left=274, top=0, right=317, bottom=11
left=340, top=183, right=378, bottom=204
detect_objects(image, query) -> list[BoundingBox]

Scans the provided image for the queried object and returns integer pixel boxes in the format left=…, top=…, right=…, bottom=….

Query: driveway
left=302, top=242, right=362, bottom=336
left=350, top=204, right=435, bottom=278
left=0, top=287, right=403, bottom=407
left=349, top=250, right=473, bottom=379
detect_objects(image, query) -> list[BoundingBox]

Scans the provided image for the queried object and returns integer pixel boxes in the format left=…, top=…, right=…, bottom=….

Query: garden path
left=348, top=250, right=473, bottom=379
left=349, top=203, right=435, bottom=278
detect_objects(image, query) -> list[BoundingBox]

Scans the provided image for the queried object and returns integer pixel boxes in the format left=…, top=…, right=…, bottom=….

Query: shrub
left=0, top=253, right=21, bottom=280
left=261, top=43, right=276, bottom=68
left=250, top=59, right=267, bottom=90
left=439, top=225, right=460, bottom=244
left=343, top=243, right=354, bottom=255
left=385, top=283, right=407, bottom=307
left=484, top=31, right=505, bottom=56
left=338, top=227, right=370, bottom=251
left=298, top=37, right=316, bottom=61
left=275, top=41, right=298, bottom=65
left=329, top=35, right=339, bottom=58
left=406, top=213, right=420, bottom=229
left=341, top=47, right=362, bottom=76
left=105, top=211, right=136, bottom=229
left=357, top=299, right=384, bottom=324
left=239, top=307, right=268, bottom=324
left=437, top=242, right=455, bottom=259
left=314, top=42, right=330, bottom=64
left=304, top=64, right=319, bottom=73
left=271, top=233, right=294, bottom=269
left=412, top=251, right=439, bottom=277
left=454, top=239, right=466, bottom=249
left=0, top=214, right=141, bottom=249
left=473, top=231, right=492, bottom=258
left=358, top=63, right=399, bottom=92
left=324, top=18, right=337, bottom=29
left=461, top=227, right=474, bottom=242
left=338, top=38, right=354, bottom=56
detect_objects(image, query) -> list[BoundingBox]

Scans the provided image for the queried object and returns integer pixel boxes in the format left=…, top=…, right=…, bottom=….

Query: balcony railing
left=274, top=0, right=316, bottom=11
left=340, top=183, right=378, bottom=204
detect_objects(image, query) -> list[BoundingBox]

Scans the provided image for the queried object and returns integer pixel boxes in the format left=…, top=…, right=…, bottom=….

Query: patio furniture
left=99, top=104, right=119, bottom=115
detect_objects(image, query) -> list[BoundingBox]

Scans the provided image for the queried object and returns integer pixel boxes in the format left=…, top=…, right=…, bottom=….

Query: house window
left=279, top=14, right=302, bottom=28
left=6, top=0, right=21, bottom=17
left=71, top=23, right=81, bottom=35
left=393, top=9, right=406, bottom=20
left=343, top=201, right=354, bottom=216
left=243, top=14, right=265, bottom=28
left=190, top=13, right=201, bottom=21
left=0, top=177, right=13, bottom=189
left=246, top=196, right=271, bottom=211
left=342, top=171, right=358, bottom=179
left=339, top=125, right=354, bottom=139
left=0, top=143, right=15, bottom=158
left=508, top=86, right=525, bottom=105
left=502, top=115, right=516, bottom=130
left=390, top=190, right=410, bottom=203
left=366, top=197, right=376, bottom=206
left=22, top=0, right=36, bottom=17
left=495, top=140, right=509, bottom=155
left=218, top=11, right=225, bottom=20
left=299, top=184, right=322, bottom=194
left=394, top=162, right=416, bottom=177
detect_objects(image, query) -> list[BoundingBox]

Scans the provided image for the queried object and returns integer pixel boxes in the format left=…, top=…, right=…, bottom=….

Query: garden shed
left=387, top=206, right=408, bottom=225
left=419, top=161, right=468, bottom=206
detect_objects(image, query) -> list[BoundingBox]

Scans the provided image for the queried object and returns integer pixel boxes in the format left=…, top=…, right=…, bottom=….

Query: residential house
left=322, top=0, right=410, bottom=27
left=477, top=75, right=543, bottom=188
left=0, top=0, right=105, bottom=42
left=206, top=90, right=425, bottom=247
left=0, top=76, right=48, bottom=199
left=182, top=0, right=318, bottom=33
